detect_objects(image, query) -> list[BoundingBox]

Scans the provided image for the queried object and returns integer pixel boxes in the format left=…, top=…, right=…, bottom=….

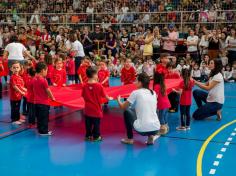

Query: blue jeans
left=158, top=109, right=168, bottom=125
left=193, top=89, right=223, bottom=120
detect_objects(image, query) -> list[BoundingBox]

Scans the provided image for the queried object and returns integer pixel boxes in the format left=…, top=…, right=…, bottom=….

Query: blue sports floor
left=0, top=78, right=236, bottom=176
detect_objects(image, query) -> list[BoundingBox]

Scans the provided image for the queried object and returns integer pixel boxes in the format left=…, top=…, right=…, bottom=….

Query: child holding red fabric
left=82, top=66, right=113, bottom=141
left=155, top=53, right=170, bottom=75
left=153, top=70, right=171, bottom=135
left=98, top=61, right=110, bottom=87
left=51, top=58, right=67, bottom=87
left=10, top=61, right=27, bottom=125
left=67, top=52, right=76, bottom=85
left=33, top=62, right=55, bottom=135
left=78, top=57, right=91, bottom=84
left=121, top=58, right=136, bottom=85
left=174, top=67, right=194, bottom=131
left=26, top=68, right=36, bottom=128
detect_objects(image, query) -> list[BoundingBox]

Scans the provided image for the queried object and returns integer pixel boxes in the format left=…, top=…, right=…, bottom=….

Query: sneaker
left=176, top=126, right=186, bottom=131
left=39, top=131, right=53, bottom=136
left=19, top=119, right=26, bottom=123
left=186, top=126, right=191, bottom=130
left=121, top=138, right=134, bottom=145
left=84, top=136, right=92, bottom=141
left=216, top=110, right=222, bottom=121
left=12, top=121, right=22, bottom=125
left=146, top=135, right=160, bottom=145
left=93, top=136, right=103, bottom=142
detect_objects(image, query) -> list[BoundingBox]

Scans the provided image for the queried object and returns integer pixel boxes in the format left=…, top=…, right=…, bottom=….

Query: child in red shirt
left=98, top=61, right=110, bottom=88
left=82, top=66, right=113, bottom=141
left=67, top=52, right=76, bottom=85
left=174, top=68, right=194, bottom=131
left=26, top=68, right=36, bottom=128
left=121, top=58, right=136, bottom=85
left=153, top=71, right=171, bottom=135
left=78, top=58, right=91, bottom=84
left=33, top=62, right=55, bottom=135
left=51, top=58, right=67, bottom=87
left=10, top=61, right=27, bottom=125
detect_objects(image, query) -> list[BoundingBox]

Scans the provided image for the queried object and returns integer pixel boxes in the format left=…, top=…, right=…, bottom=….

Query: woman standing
left=152, top=27, right=161, bottom=61
left=226, top=28, right=236, bottom=65
left=208, top=30, right=220, bottom=59
left=117, top=73, right=160, bottom=145
left=193, top=58, right=224, bottom=120
left=143, top=27, right=154, bottom=61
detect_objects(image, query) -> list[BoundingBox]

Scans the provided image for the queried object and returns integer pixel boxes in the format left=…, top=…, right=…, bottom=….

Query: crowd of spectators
left=0, top=0, right=235, bottom=26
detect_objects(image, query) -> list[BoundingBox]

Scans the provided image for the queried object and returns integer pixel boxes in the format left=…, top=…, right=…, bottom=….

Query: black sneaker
left=93, top=136, right=103, bottom=142
left=39, top=131, right=53, bottom=136
left=84, top=136, right=92, bottom=141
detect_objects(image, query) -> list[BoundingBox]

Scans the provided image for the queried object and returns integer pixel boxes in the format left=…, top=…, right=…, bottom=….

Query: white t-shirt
left=5, top=42, right=27, bottom=61
left=71, top=40, right=85, bottom=57
left=187, top=35, right=198, bottom=52
left=207, top=73, right=225, bottom=104
left=127, top=89, right=160, bottom=132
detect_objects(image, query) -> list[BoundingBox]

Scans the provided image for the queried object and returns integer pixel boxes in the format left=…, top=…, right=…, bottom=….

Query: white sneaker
left=19, top=119, right=25, bottom=123
left=39, top=131, right=53, bottom=136
left=12, top=121, right=22, bottom=125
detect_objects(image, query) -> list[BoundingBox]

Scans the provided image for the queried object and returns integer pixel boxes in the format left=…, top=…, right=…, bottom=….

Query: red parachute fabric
left=49, top=79, right=182, bottom=109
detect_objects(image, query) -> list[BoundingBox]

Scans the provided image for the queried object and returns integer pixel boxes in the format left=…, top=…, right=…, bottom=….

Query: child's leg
left=10, top=100, right=21, bottom=122
left=4, top=76, right=7, bottom=83
left=22, top=97, right=28, bottom=115
left=180, top=106, right=186, bottom=127
left=36, top=104, right=50, bottom=134
left=85, top=116, right=93, bottom=138
left=28, top=103, right=36, bottom=125
left=92, top=118, right=101, bottom=139
left=158, top=110, right=165, bottom=125
left=185, top=106, right=191, bottom=127
left=124, top=109, right=137, bottom=139
left=0, top=81, right=2, bottom=98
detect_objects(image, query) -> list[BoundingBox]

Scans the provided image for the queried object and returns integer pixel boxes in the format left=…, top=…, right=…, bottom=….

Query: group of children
left=0, top=48, right=229, bottom=142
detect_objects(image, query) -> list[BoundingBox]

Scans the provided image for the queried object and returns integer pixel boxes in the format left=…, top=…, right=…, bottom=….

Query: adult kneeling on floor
left=193, top=58, right=224, bottom=121
left=117, top=73, right=160, bottom=145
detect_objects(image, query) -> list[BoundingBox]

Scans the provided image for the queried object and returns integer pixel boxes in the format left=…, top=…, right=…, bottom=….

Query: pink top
left=163, top=31, right=178, bottom=52
left=154, top=84, right=171, bottom=110
left=179, top=79, right=195, bottom=106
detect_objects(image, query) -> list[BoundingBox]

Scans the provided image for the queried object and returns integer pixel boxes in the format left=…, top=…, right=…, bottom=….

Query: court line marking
left=196, top=119, right=236, bottom=176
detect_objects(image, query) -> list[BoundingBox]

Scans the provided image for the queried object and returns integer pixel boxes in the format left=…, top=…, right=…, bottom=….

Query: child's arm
left=102, top=77, right=109, bottom=85
left=79, top=75, right=83, bottom=84
left=46, top=88, right=55, bottom=101
left=172, top=88, right=182, bottom=94
left=13, top=85, right=26, bottom=96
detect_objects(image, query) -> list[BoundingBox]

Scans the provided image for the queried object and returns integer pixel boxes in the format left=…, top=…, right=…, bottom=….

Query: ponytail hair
left=181, top=66, right=191, bottom=90
left=153, top=71, right=166, bottom=96
left=137, top=73, right=153, bottom=95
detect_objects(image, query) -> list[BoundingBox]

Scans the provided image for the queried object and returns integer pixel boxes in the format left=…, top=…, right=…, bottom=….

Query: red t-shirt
left=21, top=71, right=31, bottom=86
left=46, top=64, right=54, bottom=79
left=154, top=84, right=171, bottom=110
left=26, top=76, right=34, bottom=103
left=78, top=65, right=89, bottom=83
left=67, top=59, right=75, bottom=75
left=98, top=69, right=110, bottom=87
left=51, top=69, right=67, bottom=87
left=10, top=74, right=25, bottom=101
left=179, top=79, right=195, bottom=106
left=0, top=62, right=4, bottom=78
left=1, top=58, right=8, bottom=76
left=121, top=66, right=136, bottom=85
left=82, top=82, right=107, bottom=118
left=33, top=75, right=49, bottom=105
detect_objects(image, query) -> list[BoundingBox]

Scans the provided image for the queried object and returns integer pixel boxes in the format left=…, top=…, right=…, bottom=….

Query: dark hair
left=11, top=60, right=20, bottom=67
left=10, top=35, right=18, bottom=43
left=225, top=64, right=231, bottom=71
left=153, top=72, right=166, bottom=96
left=86, top=66, right=98, bottom=78
left=45, top=54, right=53, bottom=65
left=209, top=58, right=223, bottom=78
left=181, top=68, right=191, bottom=90
left=69, top=33, right=76, bottom=42
left=137, top=73, right=153, bottom=95
left=160, top=53, right=170, bottom=59
left=166, top=61, right=174, bottom=69
left=28, top=67, right=36, bottom=77
left=35, top=62, right=47, bottom=73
